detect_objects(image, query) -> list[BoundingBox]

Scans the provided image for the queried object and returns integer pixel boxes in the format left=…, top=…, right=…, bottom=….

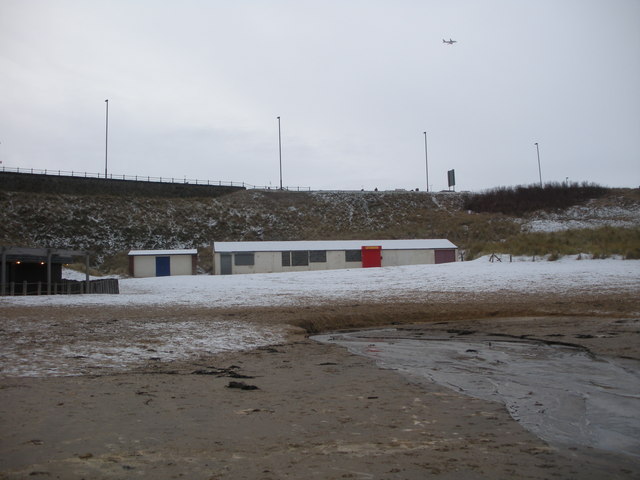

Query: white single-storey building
left=212, top=239, right=457, bottom=275
left=128, top=249, right=198, bottom=278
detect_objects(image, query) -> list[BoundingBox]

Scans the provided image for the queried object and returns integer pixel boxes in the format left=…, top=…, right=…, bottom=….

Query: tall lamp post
left=277, top=116, right=283, bottom=190
left=423, top=131, right=429, bottom=192
left=104, top=99, right=109, bottom=178
left=534, top=142, right=542, bottom=187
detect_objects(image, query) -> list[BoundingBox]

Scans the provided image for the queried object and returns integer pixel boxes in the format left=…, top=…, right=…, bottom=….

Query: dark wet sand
left=1, top=298, right=639, bottom=479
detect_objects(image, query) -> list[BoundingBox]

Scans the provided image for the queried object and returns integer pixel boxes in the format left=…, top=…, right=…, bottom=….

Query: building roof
left=128, top=249, right=198, bottom=256
left=1, top=246, right=87, bottom=262
left=213, top=239, right=457, bottom=253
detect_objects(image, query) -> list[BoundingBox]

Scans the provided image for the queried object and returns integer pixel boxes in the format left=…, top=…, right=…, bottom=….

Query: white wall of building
left=132, top=254, right=195, bottom=278
left=170, top=255, right=194, bottom=276
left=381, top=249, right=435, bottom=267
left=213, top=247, right=451, bottom=275
left=133, top=255, right=157, bottom=278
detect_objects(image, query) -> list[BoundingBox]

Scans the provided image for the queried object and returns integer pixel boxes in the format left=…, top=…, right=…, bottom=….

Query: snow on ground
left=2, top=257, right=639, bottom=377
left=522, top=202, right=640, bottom=233
left=4, top=256, right=640, bottom=309
left=0, top=315, right=288, bottom=377
left=61, top=268, right=120, bottom=281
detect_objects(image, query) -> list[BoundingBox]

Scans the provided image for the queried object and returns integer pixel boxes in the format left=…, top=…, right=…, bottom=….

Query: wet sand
left=314, top=325, right=640, bottom=459
left=1, top=292, right=639, bottom=479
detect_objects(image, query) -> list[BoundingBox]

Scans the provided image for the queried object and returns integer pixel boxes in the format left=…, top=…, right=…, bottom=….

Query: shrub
left=99, top=251, right=130, bottom=276
left=463, top=182, right=609, bottom=216
left=625, top=248, right=640, bottom=260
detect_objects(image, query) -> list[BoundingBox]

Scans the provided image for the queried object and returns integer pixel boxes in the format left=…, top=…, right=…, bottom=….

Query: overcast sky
left=1, top=0, right=639, bottom=192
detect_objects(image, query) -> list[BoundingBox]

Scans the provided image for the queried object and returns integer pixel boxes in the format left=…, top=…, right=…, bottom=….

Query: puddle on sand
left=312, top=329, right=640, bottom=459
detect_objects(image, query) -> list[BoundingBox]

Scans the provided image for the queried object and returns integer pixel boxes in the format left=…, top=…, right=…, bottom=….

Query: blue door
left=155, top=256, right=171, bottom=277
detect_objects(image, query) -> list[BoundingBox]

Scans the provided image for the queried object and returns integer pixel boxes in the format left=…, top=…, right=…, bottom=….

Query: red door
left=361, top=246, right=382, bottom=268
left=434, top=249, right=456, bottom=264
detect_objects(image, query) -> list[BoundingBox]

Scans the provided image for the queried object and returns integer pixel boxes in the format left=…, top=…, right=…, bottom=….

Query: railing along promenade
left=0, top=166, right=312, bottom=191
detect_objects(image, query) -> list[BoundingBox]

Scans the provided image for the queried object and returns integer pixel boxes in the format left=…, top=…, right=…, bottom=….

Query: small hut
left=128, top=249, right=198, bottom=278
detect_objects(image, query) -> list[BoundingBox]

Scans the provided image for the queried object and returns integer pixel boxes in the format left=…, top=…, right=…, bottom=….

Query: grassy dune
left=2, top=181, right=638, bottom=273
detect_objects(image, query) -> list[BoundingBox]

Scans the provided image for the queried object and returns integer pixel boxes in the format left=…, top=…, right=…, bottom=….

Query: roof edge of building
left=128, top=249, right=198, bottom=256
left=212, top=239, right=457, bottom=253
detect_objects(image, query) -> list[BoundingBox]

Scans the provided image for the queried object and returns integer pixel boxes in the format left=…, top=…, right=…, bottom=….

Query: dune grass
left=465, top=226, right=640, bottom=260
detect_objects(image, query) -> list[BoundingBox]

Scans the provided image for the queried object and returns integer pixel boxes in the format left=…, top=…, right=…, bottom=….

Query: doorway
left=361, top=246, right=382, bottom=268
left=220, top=254, right=232, bottom=275
left=155, top=256, right=171, bottom=276
left=434, top=249, right=456, bottom=264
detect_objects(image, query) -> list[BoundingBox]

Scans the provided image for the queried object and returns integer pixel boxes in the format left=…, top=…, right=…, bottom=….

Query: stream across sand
left=313, top=329, right=640, bottom=460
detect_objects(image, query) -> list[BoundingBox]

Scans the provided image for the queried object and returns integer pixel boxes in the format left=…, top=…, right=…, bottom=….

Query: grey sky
left=1, top=0, right=639, bottom=191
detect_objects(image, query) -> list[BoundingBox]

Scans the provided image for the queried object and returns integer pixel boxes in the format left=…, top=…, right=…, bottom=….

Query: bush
left=625, top=248, right=640, bottom=260
left=463, top=182, right=609, bottom=216
left=99, top=251, right=130, bottom=276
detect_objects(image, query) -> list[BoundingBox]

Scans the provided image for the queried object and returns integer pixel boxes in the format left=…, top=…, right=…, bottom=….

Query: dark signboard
left=447, top=169, right=456, bottom=188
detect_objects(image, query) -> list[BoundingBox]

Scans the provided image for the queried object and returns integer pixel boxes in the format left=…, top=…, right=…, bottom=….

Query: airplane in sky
left=442, top=38, right=457, bottom=45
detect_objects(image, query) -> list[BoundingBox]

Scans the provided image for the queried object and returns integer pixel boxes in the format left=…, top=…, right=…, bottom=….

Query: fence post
left=37, top=282, right=42, bottom=295
left=47, top=250, right=52, bottom=295
left=10, top=282, right=15, bottom=296
left=1, top=248, right=5, bottom=296
left=23, top=281, right=28, bottom=295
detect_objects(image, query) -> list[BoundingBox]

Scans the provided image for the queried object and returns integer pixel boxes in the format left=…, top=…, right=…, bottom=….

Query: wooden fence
left=1, top=278, right=119, bottom=296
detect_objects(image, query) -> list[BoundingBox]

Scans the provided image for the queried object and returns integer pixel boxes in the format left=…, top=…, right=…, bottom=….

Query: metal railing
left=1, top=166, right=312, bottom=191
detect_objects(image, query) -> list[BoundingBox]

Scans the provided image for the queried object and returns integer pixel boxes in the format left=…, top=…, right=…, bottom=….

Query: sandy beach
left=1, top=284, right=639, bottom=480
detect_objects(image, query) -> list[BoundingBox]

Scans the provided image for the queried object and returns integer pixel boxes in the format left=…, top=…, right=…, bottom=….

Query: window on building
left=292, top=250, right=309, bottom=266
left=345, top=250, right=362, bottom=262
left=281, top=251, right=291, bottom=267
left=309, top=250, right=327, bottom=263
left=234, top=253, right=255, bottom=266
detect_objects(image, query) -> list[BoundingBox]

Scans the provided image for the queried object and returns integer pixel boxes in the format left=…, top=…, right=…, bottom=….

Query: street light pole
left=277, top=116, right=283, bottom=190
left=423, top=131, right=429, bottom=192
left=534, top=142, right=542, bottom=187
left=104, top=99, right=109, bottom=178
